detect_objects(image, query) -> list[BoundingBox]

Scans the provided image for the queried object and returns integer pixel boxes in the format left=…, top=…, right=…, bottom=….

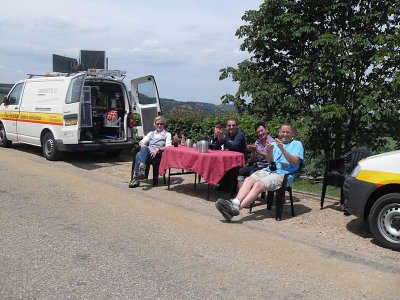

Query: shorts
left=237, top=166, right=263, bottom=181
left=249, top=169, right=284, bottom=191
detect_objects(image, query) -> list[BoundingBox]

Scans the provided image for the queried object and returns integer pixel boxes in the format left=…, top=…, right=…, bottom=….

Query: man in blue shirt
left=215, top=123, right=304, bottom=222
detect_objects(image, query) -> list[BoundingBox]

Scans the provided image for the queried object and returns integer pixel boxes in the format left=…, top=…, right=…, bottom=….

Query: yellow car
left=344, top=150, right=400, bottom=251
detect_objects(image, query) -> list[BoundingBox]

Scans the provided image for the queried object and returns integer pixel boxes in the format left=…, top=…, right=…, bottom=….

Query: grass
left=294, top=177, right=341, bottom=198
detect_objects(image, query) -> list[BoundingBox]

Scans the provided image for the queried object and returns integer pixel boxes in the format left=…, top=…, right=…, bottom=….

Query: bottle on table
left=181, top=134, right=186, bottom=146
left=173, top=133, right=179, bottom=147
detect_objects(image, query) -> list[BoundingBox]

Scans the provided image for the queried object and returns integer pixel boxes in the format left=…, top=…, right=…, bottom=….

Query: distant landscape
left=0, top=83, right=235, bottom=116
left=157, top=97, right=236, bottom=116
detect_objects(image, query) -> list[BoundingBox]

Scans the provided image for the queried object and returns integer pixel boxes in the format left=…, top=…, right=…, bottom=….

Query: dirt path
left=1, top=146, right=399, bottom=299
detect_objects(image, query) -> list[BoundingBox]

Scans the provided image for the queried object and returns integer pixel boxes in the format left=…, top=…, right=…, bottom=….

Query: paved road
left=0, top=146, right=399, bottom=299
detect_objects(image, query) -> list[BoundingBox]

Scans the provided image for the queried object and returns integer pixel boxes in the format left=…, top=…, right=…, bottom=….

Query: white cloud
left=0, top=0, right=262, bottom=103
left=141, top=40, right=160, bottom=47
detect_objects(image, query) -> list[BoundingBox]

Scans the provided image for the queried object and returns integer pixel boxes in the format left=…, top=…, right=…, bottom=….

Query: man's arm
left=282, top=148, right=300, bottom=166
left=275, top=138, right=303, bottom=166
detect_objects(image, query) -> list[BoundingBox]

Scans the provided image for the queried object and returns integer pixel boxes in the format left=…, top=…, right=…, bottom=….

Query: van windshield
left=137, top=81, right=157, bottom=105
left=65, top=75, right=84, bottom=103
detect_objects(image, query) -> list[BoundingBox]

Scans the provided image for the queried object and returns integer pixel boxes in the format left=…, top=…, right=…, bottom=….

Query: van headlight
left=350, top=164, right=361, bottom=177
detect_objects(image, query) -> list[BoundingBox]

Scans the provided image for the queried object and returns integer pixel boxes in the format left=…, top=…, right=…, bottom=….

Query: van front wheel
left=0, top=125, right=12, bottom=148
left=369, top=193, right=400, bottom=251
left=42, top=132, right=61, bottom=161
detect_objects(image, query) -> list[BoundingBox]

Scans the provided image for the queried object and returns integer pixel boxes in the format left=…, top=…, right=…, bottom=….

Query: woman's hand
left=150, top=148, right=159, bottom=158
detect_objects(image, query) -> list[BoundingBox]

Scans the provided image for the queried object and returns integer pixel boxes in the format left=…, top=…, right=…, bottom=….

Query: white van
left=344, top=150, right=400, bottom=251
left=0, top=69, right=161, bottom=160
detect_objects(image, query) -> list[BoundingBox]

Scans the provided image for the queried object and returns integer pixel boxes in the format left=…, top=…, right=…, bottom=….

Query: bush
left=164, top=112, right=320, bottom=178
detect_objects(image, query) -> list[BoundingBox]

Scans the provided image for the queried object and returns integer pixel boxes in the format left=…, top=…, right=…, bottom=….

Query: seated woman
left=129, top=116, right=172, bottom=188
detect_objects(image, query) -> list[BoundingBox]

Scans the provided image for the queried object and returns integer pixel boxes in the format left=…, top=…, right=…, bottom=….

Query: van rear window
left=65, top=75, right=84, bottom=103
left=137, top=81, right=157, bottom=105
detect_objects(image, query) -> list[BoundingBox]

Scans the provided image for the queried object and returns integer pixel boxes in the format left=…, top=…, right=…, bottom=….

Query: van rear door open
left=131, top=75, right=161, bottom=137
left=62, top=73, right=85, bottom=145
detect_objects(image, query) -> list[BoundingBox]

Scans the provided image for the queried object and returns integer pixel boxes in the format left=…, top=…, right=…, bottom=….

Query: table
left=159, top=146, right=245, bottom=198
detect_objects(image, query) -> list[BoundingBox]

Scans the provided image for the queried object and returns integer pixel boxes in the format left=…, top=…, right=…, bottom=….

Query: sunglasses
left=155, top=123, right=165, bottom=125
left=227, top=124, right=236, bottom=127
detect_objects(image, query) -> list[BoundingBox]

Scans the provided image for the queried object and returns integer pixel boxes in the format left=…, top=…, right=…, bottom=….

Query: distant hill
left=0, top=83, right=236, bottom=115
left=135, top=92, right=236, bottom=115
left=160, top=97, right=236, bottom=116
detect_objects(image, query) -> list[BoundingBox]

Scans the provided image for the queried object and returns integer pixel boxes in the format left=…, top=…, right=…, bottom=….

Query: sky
left=0, top=0, right=263, bottom=104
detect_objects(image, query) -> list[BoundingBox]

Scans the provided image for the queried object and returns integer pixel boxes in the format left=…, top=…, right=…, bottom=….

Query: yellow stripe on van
left=0, top=110, right=19, bottom=120
left=0, top=110, right=63, bottom=126
left=357, top=169, right=400, bottom=185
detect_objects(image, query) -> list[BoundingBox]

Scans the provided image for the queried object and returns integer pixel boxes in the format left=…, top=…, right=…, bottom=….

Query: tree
left=220, top=0, right=400, bottom=159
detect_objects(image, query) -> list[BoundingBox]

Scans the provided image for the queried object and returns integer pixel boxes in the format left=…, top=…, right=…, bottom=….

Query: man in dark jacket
left=214, top=119, right=247, bottom=156
left=214, top=119, right=247, bottom=191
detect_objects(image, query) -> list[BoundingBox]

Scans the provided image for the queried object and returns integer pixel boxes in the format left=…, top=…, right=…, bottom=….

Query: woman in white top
left=129, top=116, right=172, bottom=188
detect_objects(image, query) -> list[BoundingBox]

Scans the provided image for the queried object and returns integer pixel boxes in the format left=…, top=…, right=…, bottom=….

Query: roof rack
left=87, top=69, right=126, bottom=79
left=26, top=69, right=126, bottom=80
left=27, top=72, right=79, bottom=79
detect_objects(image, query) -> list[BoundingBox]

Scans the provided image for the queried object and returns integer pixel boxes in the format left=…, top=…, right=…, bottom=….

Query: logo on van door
left=0, top=111, right=19, bottom=120
left=37, top=88, right=57, bottom=95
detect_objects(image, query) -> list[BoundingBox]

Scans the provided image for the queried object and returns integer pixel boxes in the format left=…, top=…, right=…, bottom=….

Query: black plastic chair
left=130, top=147, right=166, bottom=187
left=320, top=148, right=372, bottom=209
left=249, top=161, right=302, bottom=221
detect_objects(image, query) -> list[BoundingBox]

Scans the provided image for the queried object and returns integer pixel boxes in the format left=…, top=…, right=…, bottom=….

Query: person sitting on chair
left=237, top=122, right=274, bottom=189
left=213, top=119, right=247, bottom=156
left=215, top=123, right=304, bottom=222
left=129, top=116, right=172, bottom=188
left=210, top=124, right=223, bottom=149
left=213, top=119, right=247, bottom=191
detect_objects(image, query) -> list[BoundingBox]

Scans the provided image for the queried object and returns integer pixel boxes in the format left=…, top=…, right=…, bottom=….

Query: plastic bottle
left=181, top=134, right=186, bottom=146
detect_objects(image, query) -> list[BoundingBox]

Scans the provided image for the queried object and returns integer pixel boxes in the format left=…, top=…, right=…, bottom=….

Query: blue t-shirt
left=269, top=140, right=304, bottom=175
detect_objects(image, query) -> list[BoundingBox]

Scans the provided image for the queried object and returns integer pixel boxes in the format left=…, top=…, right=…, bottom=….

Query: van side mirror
left=3, top=96, right=10, bottom=106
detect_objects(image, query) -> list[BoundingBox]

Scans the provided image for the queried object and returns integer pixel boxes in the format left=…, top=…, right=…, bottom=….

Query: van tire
left=42, top=132, right=61, bottom=161
left=369, top=193, right=400, bottom=251
left=0, top=125, right=12, bottom=148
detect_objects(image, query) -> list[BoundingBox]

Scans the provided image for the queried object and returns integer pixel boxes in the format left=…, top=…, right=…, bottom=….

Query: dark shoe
left=129, top=177, right=140, bottom=188
left=138, top=163, right=146, bottom=179
left=215, top=198, right=239, bottom=222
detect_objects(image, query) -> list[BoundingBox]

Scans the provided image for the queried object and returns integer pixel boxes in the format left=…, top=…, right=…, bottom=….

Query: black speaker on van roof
left=52, top=54, right=78, bottom=73
left=80, top=50, right=106, bottom=69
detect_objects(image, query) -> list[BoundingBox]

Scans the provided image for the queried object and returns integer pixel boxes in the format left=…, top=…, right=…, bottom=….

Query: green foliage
left=164, top=111, right=308, bottom=147
left=220, top=0, right=400, bottom=161
left=164, top=111, right=317, bottom=176
left=160, top=98, right=236, bottom=116
left=296, top=178, right=341, bottom=198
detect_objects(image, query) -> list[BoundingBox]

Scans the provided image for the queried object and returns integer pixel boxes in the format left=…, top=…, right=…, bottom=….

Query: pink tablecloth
left=159, top=146, right=245, bottom=185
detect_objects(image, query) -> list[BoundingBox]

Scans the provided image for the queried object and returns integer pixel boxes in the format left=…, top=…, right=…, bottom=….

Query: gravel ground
left=88, top=151, right=400, bottom=262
